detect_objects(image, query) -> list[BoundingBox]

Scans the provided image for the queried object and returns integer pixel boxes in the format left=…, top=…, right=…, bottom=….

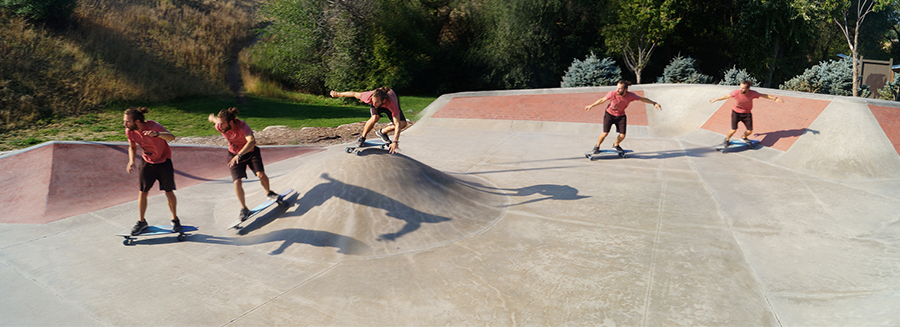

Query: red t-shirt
left=215, top=119, right=254, bottom=154
left=604, top=91, right=642, bottom=116
left=126, top=120, right=172, bottom=164
left=730, top=89, right=761, bottom=114
left=360, top=89, right=401, bottom=118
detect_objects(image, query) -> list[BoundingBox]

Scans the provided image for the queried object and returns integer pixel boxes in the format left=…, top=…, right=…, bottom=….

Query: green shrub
left=657, top=54, right=712, bottom=84
left=560, top=52, right=621, bottom=88
left=780, top=58, right=869, bottom=97
left=719, top=66, right=758, bottom=86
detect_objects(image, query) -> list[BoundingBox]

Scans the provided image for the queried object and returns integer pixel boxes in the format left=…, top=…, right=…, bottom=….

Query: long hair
left=124, top=107, right=149, bottom=122
left=217, top=107, right=239, bottom=122
left=372, top=87, right=392, bottom=101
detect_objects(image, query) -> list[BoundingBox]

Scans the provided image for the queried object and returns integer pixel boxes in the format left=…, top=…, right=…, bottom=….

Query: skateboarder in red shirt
left=208, top=107, right=279, bottom=221
left=584, top=80, right=662, bottom=154
left=330, top=87, right=407, bottom=154
left=709, top=80, right=783, bottom=147
left=123, top=107, right=181, bottom=235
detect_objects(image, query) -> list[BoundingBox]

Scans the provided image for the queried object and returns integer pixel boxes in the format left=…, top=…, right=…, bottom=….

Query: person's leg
left=138, top=191, right=149, bottom=222
left=165, top=191, right=177, bottom=220
left=256, top=171, right=271, bottom=194
left=595, top=132, right=609, bottom=148
left=613, top=133, right=626, bottom=147
left=234, top=179, right=247, bottom=210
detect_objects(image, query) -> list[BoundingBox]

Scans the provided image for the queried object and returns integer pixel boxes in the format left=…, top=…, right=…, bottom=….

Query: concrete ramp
left=2, top=85, right=900, bottom=326
left=214, top=148, right=506, bottom=258
left=0, top=141, right=322, bottom=224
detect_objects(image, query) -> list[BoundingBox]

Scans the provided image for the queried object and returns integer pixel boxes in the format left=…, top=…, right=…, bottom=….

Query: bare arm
left=126, top=141, right=137, bottom=173
left=584, top=98, right=608, bottom=111
left=709, top=94, right=730, bottom=103
left=142, top=128, right=174, bottom=141
left=329, top=90, right=363, bottom=100
left=759, top=93, right=783, bottom=103
left=640, top=97, right=662, bottom=110
left=389, top=116, right=403, bottom=154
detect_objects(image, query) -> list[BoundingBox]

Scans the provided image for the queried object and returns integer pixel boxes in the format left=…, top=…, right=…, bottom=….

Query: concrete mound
left=215, top=148, right=508, bottom=259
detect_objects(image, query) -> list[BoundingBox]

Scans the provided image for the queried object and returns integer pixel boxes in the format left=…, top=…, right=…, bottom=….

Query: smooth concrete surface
left=2, top=85, right=900, bottom=326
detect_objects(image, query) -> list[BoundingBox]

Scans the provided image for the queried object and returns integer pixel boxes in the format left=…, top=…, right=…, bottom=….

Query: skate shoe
left=171, top=217, right=182, bottom=233
left=239, top=208, right=250, bottom=222
left=375, top=129, right=392, bottom=144
left=131, top=220, right=148, bottom=236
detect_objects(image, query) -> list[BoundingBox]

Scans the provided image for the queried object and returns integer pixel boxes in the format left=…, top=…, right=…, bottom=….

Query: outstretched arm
left=329, top=90, right=363, bottom=100
left=759, top=93, right=783, bottom=103
left=709, top=94, right=729, bottom=103
left=584, top=98, right=608, bottom=111
left=641, top=97, right=662, bottom=110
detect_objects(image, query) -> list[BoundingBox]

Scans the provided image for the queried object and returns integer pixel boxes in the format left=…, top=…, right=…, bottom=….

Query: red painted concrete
left=433, top=91, right=649, bottom=125
left=869, top=105, right=900, bottom=156
left=701, top=96, right=831, bottom=151
left=0, top=143, right=322, bottom=224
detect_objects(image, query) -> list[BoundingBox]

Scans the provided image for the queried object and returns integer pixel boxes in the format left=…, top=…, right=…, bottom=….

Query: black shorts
left=139, top=159, right=176, bottom=192
left=731, top=111, right=753, bottom=130
left=228, top=146, right=265, bottom=181
left=603, top=112, right=627, bottom=134
left=370, top=105, right=406, bottom=123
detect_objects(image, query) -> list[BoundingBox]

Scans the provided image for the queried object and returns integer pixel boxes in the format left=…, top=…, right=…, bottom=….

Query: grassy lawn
left=0, top=94, right=437, bottom=152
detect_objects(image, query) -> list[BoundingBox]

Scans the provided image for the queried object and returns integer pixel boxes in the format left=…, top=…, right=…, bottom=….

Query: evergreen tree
left=657, top=55, right=712, bottom=84
left=560, top=53, right=622, bottom=87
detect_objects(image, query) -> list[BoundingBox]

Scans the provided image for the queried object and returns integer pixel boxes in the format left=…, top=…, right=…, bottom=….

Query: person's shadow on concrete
left=754, top=128, right=820, bottom=147
left=284, top=173, right=452, bottom=242
left=458, top=180, right=589, bottom=207
left=186, top=230, right=371, bottom=256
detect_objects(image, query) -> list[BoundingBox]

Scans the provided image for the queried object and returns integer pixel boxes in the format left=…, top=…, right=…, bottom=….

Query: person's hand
left=775, top=97, right=784, bottom=103
left=653, top=103, right=662, bottom=110
left=229, top=154, right=241, bottom=167
left=584, top=105, right=593, bottom=111
left=389, top=142, right=400, bottom=154
left=329, top=90, right=338, bottom=98
left=142, top=130, right=159, bottom=137
left=126, top=161, right=135, bottom=174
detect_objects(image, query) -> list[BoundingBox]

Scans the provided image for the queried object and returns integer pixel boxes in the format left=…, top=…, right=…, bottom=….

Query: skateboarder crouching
left=124, top=107, right=181, bottom=235
left=709, top=80, right=783, bottom=148
left=329, top=87, right=407, bottom=154
left=208, top=107, right=279, bottom=221
left=584, top=80, right=662, bottom=154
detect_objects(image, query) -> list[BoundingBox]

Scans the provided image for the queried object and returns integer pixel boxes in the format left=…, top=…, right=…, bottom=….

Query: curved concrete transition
left=1, top=84, right=900, bottom=326
left=213, top=148, right=506, bottom=258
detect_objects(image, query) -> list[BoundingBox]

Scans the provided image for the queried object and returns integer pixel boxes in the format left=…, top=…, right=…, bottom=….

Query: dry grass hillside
left=0, top=0, right=262, bottom=130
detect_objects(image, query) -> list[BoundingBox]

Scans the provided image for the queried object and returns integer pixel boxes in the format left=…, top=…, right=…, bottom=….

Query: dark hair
left=372, top=87, right=392, bottom=101
left=740, top=80, right=754, bottom=86
left=617, top=80, right=631, bottom=87
left=217, top=107, right=239, bottom=122
left=124, top=107, right=149, bottom=122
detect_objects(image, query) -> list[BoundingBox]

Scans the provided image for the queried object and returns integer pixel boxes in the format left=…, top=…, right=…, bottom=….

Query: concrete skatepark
left=1, top=84, right=899, bottom=326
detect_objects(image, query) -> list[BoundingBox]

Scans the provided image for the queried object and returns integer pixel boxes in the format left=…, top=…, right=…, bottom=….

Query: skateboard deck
left=345, top=141, right=389, bottom=155
left=716, top=139, right=760, bottom=152
left=228, top=188, right=293, bottom=230
left=117, top=225, right=198, bottom=245
left=585, top=149, right=632, bottom=160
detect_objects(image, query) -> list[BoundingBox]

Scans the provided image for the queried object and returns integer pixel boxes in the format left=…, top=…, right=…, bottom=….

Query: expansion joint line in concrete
left=679, top=140, right=784, bottom=326
left=221, top=261, right=341, bottom=326
left=640, top=170, right=666, bottom=327
left=465, top=133, right=519, bottom=174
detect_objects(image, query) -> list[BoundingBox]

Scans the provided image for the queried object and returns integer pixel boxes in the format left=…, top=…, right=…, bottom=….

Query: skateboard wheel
left=177, top=234, right=185, bottom=242
left=345, top=147, right=353, bottom=153
left=123, top=239, right=129, bottom=245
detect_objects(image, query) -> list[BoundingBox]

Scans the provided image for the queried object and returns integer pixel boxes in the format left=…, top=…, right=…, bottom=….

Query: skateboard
left=227, top=188, right=293, bottom=230
left=585, top=149, right=632, bottom=160
left=345, top=141, right=389, bottom=155
left=117, top=225, right=198, bottom=245
left=716, top=139, right=760, bottom=153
